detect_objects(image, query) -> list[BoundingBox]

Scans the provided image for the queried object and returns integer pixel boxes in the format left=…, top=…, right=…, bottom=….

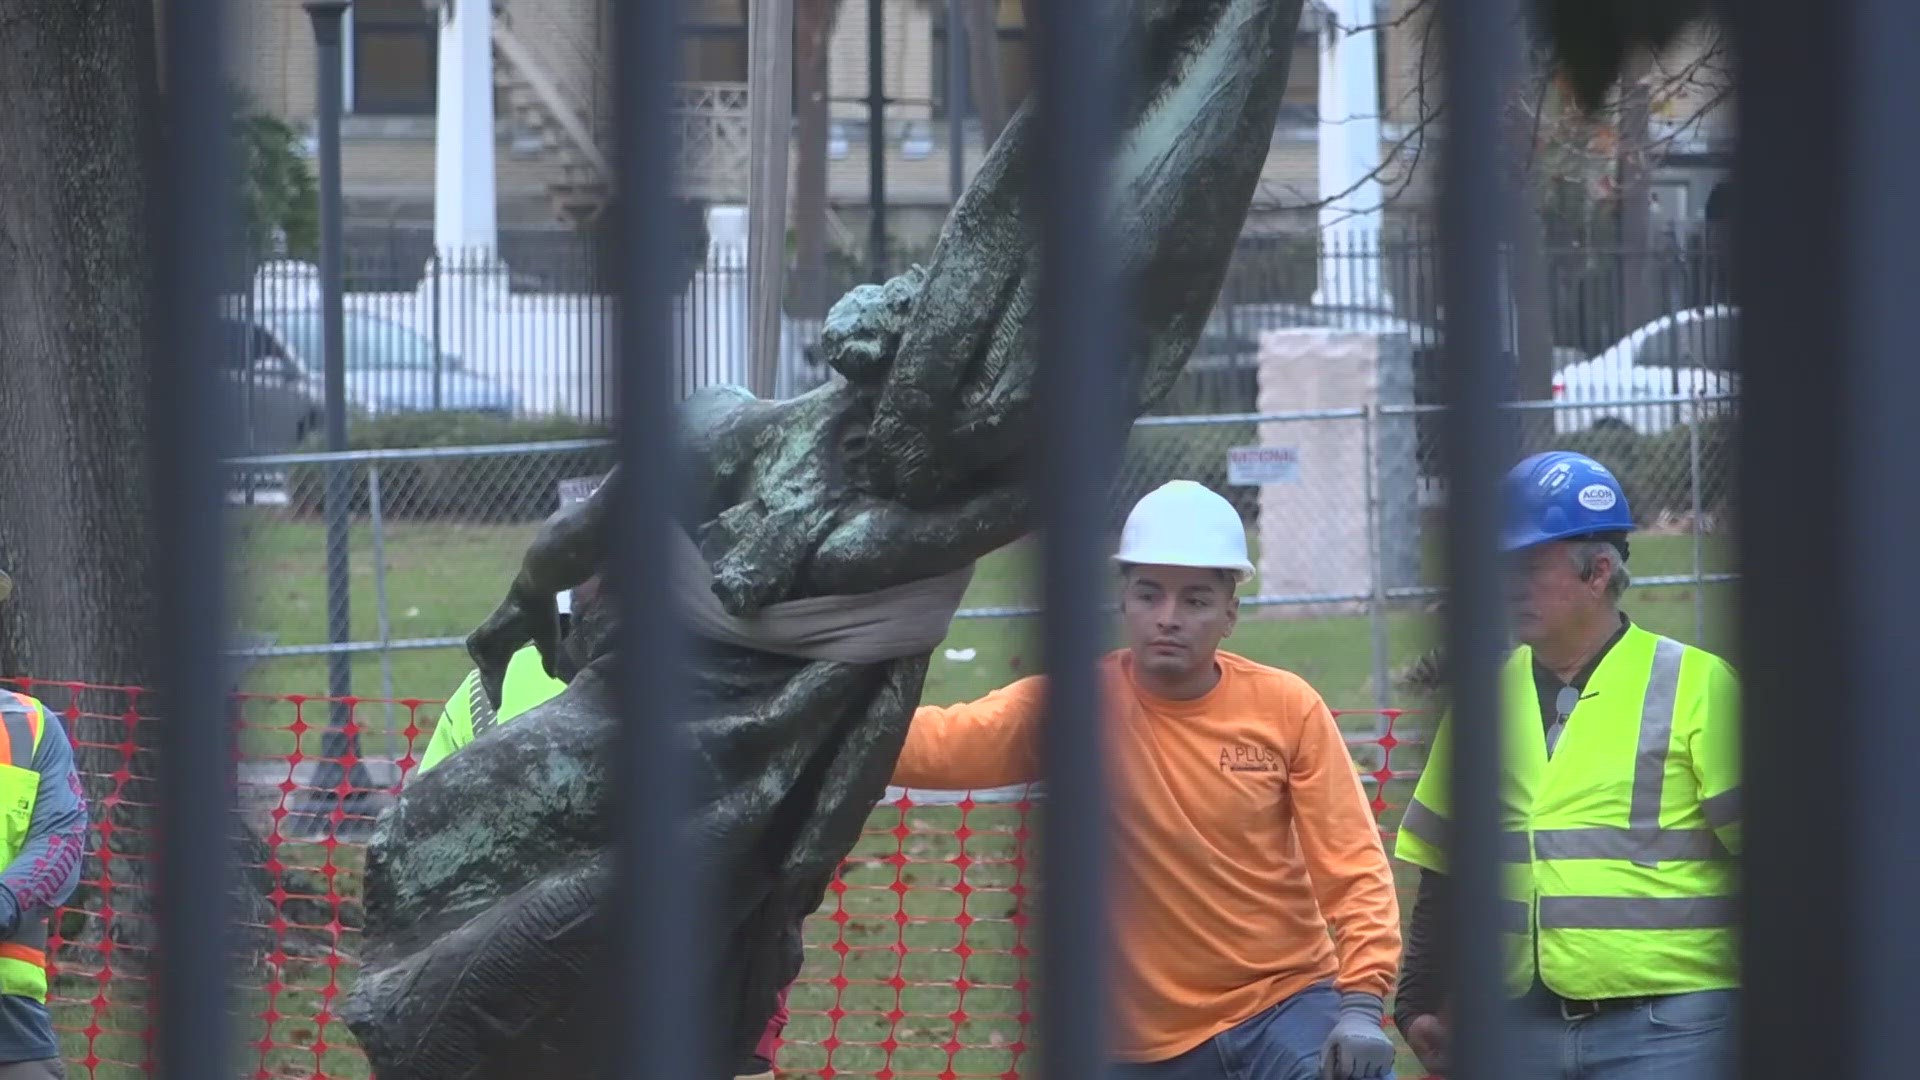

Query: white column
left=433, top=0, right=500, bottom=258
left=1314, top=0, right=1390, bottom=314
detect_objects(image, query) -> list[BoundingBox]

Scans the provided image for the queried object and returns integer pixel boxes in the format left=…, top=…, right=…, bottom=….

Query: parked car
left=1552, top=305, right=1739, bottom=435
left=219, top=309, right=521, bottom=453
left=218, top=315, right=322, bottom=454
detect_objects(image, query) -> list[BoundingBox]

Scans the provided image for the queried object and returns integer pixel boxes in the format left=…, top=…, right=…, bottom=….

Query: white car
left=1553, top=306, right=1739, bottom=435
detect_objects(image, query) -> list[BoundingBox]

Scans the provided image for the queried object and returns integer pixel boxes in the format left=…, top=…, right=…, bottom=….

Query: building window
left=679, top=0, right=805, bottom=112
left=352, top=0, right=437, bottom=115
left=930, top=0, right=1030, bottom=120
left=682, top=0, right=748, bottom=82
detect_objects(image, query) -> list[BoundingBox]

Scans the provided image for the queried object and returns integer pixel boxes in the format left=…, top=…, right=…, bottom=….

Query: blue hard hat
left=1500, top=451, right=1634, bottom=553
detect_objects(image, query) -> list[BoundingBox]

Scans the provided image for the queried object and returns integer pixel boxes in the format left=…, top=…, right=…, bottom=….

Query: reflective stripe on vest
left=0, top=694, right=50, bottom=1002
left=1531, top=639, right=1731, bottom=873
left=468, top=672, right=501, bottom=738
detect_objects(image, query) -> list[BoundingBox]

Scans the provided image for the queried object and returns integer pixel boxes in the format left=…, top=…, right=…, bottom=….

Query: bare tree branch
left=1249, top=0, right=1731, bottom=223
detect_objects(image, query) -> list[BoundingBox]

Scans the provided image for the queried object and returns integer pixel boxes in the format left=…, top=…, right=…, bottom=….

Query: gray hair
left=1570, top=539, right=1631, bottom=600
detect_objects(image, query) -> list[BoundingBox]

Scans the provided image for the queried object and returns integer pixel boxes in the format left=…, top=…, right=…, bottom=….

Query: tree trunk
left=793, top=0, right=839, bottom=320
left=1614, top=50, right=1659, bottom=336
left=1503, top=52, right=1558, bottom=444
left=0, top=0, right=312, bottom=966
left=962, top=0, right=1007, bottom=148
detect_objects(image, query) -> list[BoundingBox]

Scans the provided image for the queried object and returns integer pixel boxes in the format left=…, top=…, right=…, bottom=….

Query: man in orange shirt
left=893, top=481, right=1402, bottom=1080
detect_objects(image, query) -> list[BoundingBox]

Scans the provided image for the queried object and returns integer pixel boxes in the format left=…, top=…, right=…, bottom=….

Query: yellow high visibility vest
left=0, top=693, right=51, bottom=1003
left=1394, top=624, right=1742, bottom=1000
left=414, top=645, right=567, bottom=777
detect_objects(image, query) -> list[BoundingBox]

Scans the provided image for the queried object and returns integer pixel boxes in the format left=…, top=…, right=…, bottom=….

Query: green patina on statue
left=340, top=2, right=1307, bottom=1075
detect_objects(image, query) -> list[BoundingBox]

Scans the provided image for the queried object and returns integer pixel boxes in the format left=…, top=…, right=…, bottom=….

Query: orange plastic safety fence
left=0, top=678, right=1430, bottom=1080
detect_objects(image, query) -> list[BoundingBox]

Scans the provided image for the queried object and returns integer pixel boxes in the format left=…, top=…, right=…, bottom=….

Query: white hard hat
left=1113, top=480, right=1254, bottom=583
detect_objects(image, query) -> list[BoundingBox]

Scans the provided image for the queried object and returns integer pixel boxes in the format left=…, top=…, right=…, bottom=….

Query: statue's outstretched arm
left=467, top=467, right=615, bottom=707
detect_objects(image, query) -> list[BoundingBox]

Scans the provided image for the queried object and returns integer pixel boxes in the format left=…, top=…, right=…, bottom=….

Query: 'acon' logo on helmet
left=1577, top=483, right=1618, bottom=511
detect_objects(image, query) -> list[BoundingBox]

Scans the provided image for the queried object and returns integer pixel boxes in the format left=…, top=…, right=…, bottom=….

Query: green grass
left=207, top=510, right=1739, bottom=1079
left=228, top=505, right=1736, bottom=750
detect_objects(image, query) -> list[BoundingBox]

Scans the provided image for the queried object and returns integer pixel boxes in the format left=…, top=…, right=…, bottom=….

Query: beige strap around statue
left=671, top=529, right=974, bottom=664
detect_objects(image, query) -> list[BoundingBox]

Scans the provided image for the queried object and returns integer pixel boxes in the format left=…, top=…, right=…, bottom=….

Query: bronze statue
left=339, top=2, right=1307, bottom=1075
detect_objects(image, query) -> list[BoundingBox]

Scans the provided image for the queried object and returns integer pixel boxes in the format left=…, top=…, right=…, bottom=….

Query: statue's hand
left=466, top=580, right=561, bottom=708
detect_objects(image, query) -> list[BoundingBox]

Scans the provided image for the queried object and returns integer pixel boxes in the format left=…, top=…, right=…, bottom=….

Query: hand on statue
left=466, top=579, right=561, bottom=709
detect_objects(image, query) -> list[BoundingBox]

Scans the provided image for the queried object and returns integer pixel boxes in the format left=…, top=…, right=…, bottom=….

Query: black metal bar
left=867, top=0, right=887, bottom=277
left=610, top=0, right=704, bottom=1079
left=1434, top=0, right=1518, bottom=1076
left=312, top=0, right=352, bottom=717
left=1726, top=1, right=1847, bottom=1077
left=292, top=0, right=370, bottom=844
left=1027, top=0, right=1121, bottom=1077
left=946, top=0, right=966, bottom=203
left=1843, top=4, right=1919, bottom=1075
left=151, top=0, right=234, bottom=1073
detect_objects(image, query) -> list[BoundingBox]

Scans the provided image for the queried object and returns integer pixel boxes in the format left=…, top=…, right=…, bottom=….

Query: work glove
left=1321, top=992, right=1397, bottom=1080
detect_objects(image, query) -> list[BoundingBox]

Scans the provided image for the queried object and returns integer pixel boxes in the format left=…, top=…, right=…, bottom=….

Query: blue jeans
left=1111, top=982, right=1396, bottom=1080
left=1513, top=989, right=1737, bottom=1080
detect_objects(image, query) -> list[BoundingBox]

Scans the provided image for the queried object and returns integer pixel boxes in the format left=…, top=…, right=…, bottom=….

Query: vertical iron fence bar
left=612, top=1, right=704, bottom=1079
left=1435, top=0, right=1518, bottom=1076
left=313, top=0, right=352, bottom=728
left=1844, top=4, right=1920, bottom=1075
left=431, top=253, right=445, bottom=410
left=1028, top=0, right=1121, bottom=1077
left=1727, top=2, right=1844, bottom=1075
left=867, top=0, right=887, bottom=278
left=152, top=0, right=235, bottom=1073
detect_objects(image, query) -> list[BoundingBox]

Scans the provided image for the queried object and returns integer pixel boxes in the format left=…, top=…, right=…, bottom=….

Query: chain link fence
left=224, top=396, right=1738, bottom=753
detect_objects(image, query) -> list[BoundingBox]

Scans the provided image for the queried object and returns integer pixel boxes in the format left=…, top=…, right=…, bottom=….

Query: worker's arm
left=414, top=670, right=479, bottom=779
left=1393, top=868, right=1450, bottom=1039
left=0, top=720, right=87, bottom=939
left=1289, top=691, right=1402, bottom=1002
left=891, top=677, right=1047, bottom=790
left=1686, top=654, right=1741, bottom=855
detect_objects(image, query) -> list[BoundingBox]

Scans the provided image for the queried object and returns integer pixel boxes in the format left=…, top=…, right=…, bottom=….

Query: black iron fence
left=219, top=226, right=1735, bottom=457
left=105, top=0, right=1920, bottom=1071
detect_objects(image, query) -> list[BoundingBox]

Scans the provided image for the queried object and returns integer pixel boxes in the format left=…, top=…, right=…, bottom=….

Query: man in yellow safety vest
left=1391, top=451, right=1740, bottom=1079
left=413, top=643, right=567, bottom=777
left=0, top=566, right=91, bottom=1080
